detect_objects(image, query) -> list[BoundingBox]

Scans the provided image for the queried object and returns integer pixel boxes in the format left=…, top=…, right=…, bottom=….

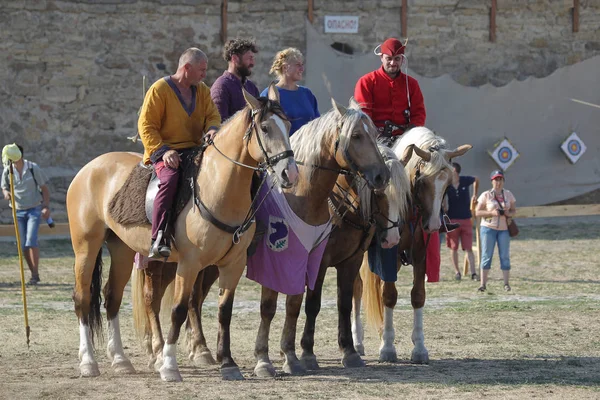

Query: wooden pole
left=401, top=0, right=407, bottom=38
left=308, top=0, right=314, bottom=24
left=490, top=0, right=497, bottom=42
left=9, top=163, right=30, bottom=347
left=573, top=0, right=579, bottom=33
left=221, top=0, right=228, bottom=44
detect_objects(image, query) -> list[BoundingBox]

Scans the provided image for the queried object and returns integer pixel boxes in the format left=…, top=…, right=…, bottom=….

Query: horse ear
left=331, top=98, right=347, bottom=117
left=412, top=145, right=432, bottom=162
left=445, top=144, right=473, bottom=160
left=348, top=96, right=360, bottom=110
left=243, top=87, right=261, bottom=110
left=267, top=82, right=280, bottom=102
left=401, top=144, right=414, bottom=166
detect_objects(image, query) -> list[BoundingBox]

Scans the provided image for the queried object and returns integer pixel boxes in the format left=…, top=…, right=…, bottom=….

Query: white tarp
left=305, top=20, right=600, bottom=206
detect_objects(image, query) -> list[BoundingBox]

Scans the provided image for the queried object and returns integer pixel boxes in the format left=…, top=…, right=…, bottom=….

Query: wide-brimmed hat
left=374, top=38, right=406, bottom=57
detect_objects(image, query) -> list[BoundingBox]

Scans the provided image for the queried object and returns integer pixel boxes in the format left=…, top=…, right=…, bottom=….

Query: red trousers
left=425, top=231, right=440, bottom=282
left=152, top=161, right=180, bottom=240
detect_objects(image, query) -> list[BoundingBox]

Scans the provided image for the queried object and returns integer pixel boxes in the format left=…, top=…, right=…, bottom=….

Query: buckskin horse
left=69, top=85, right=298, bottom=381
left=356, top=127, right=471, bottom=364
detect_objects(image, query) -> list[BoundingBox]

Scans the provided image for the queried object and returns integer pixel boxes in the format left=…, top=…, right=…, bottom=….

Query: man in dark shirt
left=211, top=38, right=260, bottom=122
left=444, top=162, right=479, bottom=280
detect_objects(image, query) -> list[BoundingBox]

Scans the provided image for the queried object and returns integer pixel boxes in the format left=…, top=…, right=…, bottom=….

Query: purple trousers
left=152, top=161, right=180, bottom=240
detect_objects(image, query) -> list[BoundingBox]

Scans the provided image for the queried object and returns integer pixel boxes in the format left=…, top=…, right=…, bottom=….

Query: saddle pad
left=246, top=174, right=332, bottom=295
left=107, top=147, right=204, bottom=227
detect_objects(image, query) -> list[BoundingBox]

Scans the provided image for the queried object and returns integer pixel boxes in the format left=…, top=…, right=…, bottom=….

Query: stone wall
left=1, top=0, right=599, bottom=222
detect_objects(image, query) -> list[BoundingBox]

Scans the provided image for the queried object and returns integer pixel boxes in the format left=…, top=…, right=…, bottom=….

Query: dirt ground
left=1, top=221, right=600, bottom=400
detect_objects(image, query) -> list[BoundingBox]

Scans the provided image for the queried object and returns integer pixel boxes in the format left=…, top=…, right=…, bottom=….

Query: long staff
left=8, top=161, right=30, bottom=347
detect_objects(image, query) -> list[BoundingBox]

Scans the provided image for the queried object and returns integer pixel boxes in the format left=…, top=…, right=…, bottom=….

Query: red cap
left=380, top=38, right=405, bottom=56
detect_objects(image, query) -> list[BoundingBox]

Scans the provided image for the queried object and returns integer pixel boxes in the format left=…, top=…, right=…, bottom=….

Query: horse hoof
left=80, top=363, right=100, bottom=377
left=113, top=360, right=136, bottom=374
left=342, top=353, right=365, bottom=368
left=221, top=366, right=244, bottom=381
left=354, top=344, right=365, bottom=356
left=379, top=349, right=398, bottom=363
left=254, top=360, right=276, bottom=378
left=192, top=351, right=217, bottom=366
left=282, top=360, right=306, bottom=375
left=159, top=367, right=182, bottom=382
left=411, top=350, right=429, bottom=364
left=300, top=354, right=320, bottom=371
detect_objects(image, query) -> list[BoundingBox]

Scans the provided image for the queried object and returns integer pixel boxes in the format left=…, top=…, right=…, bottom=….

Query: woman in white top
left=475, top=170, right=516, bottom=292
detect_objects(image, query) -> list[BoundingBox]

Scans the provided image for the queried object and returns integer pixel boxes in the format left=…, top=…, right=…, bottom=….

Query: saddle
left=377, top=121, right=414, bottom=148
left=107, top=148, right=204, bottom=233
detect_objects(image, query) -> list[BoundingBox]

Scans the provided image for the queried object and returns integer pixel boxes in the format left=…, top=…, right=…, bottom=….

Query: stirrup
left=439, top=215, right=460, bottom=233
left=149, top=230, right=171, bottom=259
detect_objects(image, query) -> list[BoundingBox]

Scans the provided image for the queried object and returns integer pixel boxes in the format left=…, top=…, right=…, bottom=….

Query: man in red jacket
left=354, top=38, right=426, bottom=136
left=357, top=38, right=452, bottom=283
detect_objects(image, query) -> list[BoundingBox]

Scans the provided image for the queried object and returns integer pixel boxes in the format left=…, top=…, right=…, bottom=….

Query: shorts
left=445, top=218, right=473, bottom=251
left=16, top=205, right=42, bottom=249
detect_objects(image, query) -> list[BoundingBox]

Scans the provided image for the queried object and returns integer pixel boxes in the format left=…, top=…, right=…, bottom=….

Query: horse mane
left=379, top=145, right=411, bottom=221
left=393, top=127, right=452, bottom=180
left=290, top=99, right=376, bottom=182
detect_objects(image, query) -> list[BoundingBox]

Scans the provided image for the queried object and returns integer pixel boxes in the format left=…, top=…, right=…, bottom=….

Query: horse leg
left=410, top=244, right=429, bottom=364
left=352, top=274, right=365, bottom=356
left=300, top=264, right=328, bottom=370
left=187, top=265, right=219, bottom=366
left=379, top=281, right=398, bottom=362
left=103, top=236, right=136, bottom=374
left=72, top=229, right=105, bottom=377
left=337, top=259, right=365, bottom=368
left=159, top=262, right=200, bottom=382
left=254, top=286, right=278, bottom=378
left=280, top=293, right=306, bottom=375
left=213, top=286, right=244, bottom=380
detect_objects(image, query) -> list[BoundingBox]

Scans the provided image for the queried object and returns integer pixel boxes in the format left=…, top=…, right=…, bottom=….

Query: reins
left=193, top=105, right=294, bottom=243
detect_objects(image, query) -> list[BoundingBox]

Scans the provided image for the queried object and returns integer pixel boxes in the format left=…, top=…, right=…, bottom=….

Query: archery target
left=561, top=132, right=586, bottom=164
left=488, top=138, right=519, bottom=171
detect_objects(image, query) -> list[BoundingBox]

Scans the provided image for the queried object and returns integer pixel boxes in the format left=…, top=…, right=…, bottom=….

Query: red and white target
left=488, top=138, right=519, bottom=171
left=560, top=132, right=586, bottom=164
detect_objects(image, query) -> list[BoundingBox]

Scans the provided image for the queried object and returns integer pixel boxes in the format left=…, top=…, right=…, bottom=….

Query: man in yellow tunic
left=138, top=47, right=220, bottom=258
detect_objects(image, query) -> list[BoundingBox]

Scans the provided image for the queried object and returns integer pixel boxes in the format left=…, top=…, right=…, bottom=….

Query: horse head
left=395, top=128, right=472, bottom=233
left=369, top=145, right=411, bottom=248
left=242, top=83, right=299, bottom=188
left=330, top=98, right=390, bottom=191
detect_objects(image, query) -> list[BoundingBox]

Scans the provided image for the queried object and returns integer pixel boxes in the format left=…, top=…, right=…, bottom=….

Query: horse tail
left=359, top=253, right=384, bottom=334
left=88, top=248, right=104, bottom=344
left=131, top=267, right=148, bottom=341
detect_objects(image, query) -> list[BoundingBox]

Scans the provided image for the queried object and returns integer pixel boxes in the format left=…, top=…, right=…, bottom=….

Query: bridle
left=405, top=146, right=449, bottom=265
left=207, top=105, right=294, bottom=174
left=195, top=103, right=295, bottom=243
left=296, top=119, right=365, bottom=181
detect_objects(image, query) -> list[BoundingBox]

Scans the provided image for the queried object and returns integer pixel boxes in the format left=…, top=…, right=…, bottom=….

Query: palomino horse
left=355, top=127, right=472, bottom=363
left=250, top=99, right=391, bottom=377
left=298, top=145, right=411, bottom=370
left=69, top=85, right=298, bottom=381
